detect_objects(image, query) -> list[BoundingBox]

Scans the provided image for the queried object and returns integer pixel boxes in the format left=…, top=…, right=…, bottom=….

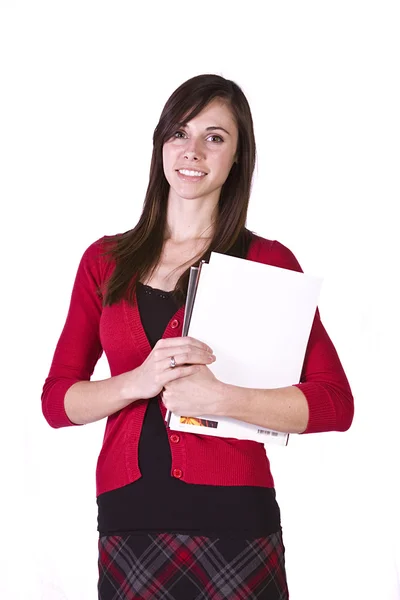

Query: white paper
left=168, top=251, right=323, bottom=445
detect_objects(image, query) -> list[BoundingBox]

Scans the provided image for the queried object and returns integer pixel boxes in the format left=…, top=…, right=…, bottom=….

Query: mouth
left=176, top=168, right=207, bottom=182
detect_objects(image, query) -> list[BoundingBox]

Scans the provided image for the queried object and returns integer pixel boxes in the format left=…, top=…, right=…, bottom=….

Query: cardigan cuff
left=42, top=379, right=83, bottom=429
left=293, top=382, right=338, bottom=434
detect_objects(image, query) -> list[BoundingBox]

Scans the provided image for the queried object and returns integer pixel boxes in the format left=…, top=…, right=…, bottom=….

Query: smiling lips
left=177, top=168, right=207, bottom=181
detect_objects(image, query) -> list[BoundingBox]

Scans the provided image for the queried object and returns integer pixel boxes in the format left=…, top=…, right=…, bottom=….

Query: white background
left=1, top=1, right=399, bottom=599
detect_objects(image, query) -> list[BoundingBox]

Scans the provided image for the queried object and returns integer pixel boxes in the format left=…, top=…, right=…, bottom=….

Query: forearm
left=64, top=369, right=143, bottom=425
left=215, top=383, right=309, bottom=434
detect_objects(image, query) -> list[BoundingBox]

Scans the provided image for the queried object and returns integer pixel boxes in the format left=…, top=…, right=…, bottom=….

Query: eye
left=207, top=134, right=223, bottom=143
left=172, top=130, right=186, bottom=139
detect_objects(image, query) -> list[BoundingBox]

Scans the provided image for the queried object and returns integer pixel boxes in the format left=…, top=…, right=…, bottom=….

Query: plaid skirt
left=98, top=530, right=289, bottom=599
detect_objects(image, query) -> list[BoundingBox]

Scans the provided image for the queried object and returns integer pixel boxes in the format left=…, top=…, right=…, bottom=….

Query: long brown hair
left=103, top=74, right=256, bottom=306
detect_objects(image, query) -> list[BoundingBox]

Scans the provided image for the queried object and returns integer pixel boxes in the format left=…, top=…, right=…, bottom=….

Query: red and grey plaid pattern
left=98, top=531, right=289, bottom=599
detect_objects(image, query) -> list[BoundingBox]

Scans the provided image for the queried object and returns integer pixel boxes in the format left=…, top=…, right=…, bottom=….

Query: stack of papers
left=166, top=251, right=323, bottom=446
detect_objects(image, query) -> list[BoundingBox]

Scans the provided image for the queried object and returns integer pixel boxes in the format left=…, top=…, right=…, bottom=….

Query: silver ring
left=169, top=356, right=176, bottom=369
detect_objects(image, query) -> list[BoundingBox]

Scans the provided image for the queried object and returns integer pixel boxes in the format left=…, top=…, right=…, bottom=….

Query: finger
left=164, top=350, right=215, bottom=369
left=152, top=343, right=215, bottom=366
left=156, top=336, right=213, bottom=353
left=160, top=364, right=200, bottom=387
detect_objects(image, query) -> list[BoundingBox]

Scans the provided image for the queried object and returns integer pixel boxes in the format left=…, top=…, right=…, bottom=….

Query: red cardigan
left=42, top=235, right=354, bottom=496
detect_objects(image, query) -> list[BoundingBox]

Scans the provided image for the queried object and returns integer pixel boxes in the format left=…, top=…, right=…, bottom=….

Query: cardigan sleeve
left=41, top=239, right=106, bottom=428
left=266, top=239, right=354, bottom=434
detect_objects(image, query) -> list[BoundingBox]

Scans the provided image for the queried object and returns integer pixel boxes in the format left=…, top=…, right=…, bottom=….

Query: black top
left=97, top=281, right=282, bottom=539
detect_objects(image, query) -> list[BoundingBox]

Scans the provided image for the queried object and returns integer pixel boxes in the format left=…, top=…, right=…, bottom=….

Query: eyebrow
left=205, top=126, right=231, bottom=136
left=178, top=123, right=231, bottom=136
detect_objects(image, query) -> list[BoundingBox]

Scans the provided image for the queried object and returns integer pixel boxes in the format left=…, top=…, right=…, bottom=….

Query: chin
left=177, top=191, right=207, bottom=201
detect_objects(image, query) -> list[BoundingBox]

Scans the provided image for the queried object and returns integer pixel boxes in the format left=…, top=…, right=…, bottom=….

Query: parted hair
left=103, top=74, right=256, bottom=306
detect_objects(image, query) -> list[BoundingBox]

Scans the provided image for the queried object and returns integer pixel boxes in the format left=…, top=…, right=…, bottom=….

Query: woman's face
left=162, top=99, right=238, bottom=204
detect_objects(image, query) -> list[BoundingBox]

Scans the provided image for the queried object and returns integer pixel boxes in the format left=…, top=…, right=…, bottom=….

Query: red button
left=173, top=468, right=183, bottom=479
left=171, top=319, right=179, bottom=329
left=170, top=434, right=180, bottom=443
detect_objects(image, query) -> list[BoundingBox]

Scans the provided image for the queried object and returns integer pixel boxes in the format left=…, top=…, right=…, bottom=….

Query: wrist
left=117, top=369, right=142, bottom=405
left=214, top=382, right=255, bottom=420
left=214, top=381, right=239, bottom=417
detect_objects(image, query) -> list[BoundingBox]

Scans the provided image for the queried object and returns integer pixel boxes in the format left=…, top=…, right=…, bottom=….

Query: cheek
left=163, top=145, right=179, bottom=172
left=162, top=146, right=169, bottom=169
left=162, top=148, right=174, bottom=181
left=213, top=153, right=235, bottom=182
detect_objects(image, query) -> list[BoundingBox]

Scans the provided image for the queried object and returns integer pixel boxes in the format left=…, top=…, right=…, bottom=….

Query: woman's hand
left=162, top=365, right=225, bottom=417
left=133, top=337, right=216, bottom=400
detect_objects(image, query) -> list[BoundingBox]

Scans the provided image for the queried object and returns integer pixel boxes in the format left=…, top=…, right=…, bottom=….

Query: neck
left=165, top=190, right=218, bottom=243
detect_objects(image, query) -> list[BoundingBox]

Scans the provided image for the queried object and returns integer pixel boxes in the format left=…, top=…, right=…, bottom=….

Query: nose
left=184, top=150, right=199, bottom=161
left=183, top=138, right=203, bottom=161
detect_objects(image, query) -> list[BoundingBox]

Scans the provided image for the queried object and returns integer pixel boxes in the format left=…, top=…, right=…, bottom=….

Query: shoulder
left=80, top=232, right=124, bottom=260
left=248, top=234, right=303, bottom=273
left=78, top=234, right=120, bottom=281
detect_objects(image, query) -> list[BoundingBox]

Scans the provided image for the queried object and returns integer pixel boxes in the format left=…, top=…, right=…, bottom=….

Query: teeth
left=178, top=169, right=206, bottom=177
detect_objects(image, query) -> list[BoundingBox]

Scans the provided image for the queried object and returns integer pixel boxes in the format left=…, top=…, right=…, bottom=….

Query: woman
left=42, top=74, right=354, bottom=599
